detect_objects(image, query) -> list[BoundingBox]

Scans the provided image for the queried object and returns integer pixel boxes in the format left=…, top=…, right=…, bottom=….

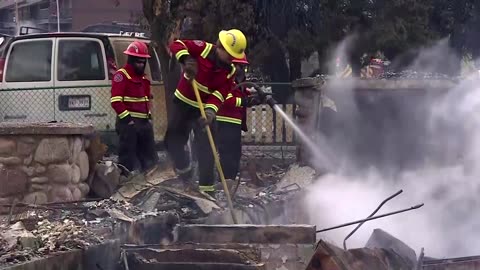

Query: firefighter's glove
left=198, top=108, right=216, bottom=128
left=243, top=95, right=261, bottom=107
left=183, top=57, right=198, bottom=80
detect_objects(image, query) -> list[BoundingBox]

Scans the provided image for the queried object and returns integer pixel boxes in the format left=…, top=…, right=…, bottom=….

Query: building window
left=20, top=7, right=31, bottom=20
left=5, top=40, right=52, bottom=82
left=57, top=40, right=105, bottom=81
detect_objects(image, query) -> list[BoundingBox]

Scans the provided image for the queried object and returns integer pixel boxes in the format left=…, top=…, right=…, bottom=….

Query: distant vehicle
left=81, top=22, right=150, bottom=38
left=0, top=30, right=167, bottom=148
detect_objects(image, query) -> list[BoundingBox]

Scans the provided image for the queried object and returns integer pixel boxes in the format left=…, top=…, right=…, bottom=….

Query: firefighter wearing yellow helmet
left=165, top=28, right=247, bottom=198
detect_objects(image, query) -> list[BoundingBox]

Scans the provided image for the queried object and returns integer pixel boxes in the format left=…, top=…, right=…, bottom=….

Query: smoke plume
left=304, top=36, right=480, bottom=258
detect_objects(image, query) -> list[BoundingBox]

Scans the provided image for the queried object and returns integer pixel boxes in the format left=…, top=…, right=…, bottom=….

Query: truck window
left=57, top=40, right=105, bottom=81
left=5, top=40, right=52, bottom=82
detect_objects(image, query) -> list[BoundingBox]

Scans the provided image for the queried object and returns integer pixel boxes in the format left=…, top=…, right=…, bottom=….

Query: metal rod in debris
left=343, top=190, right=403, bottom=250
left=316, top=203, right=424, bottom=233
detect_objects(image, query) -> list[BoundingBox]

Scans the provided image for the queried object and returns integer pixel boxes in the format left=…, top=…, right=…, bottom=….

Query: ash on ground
left=0, top=199, right=153, bottom=266
left=0, top=218, right=102, bottom=265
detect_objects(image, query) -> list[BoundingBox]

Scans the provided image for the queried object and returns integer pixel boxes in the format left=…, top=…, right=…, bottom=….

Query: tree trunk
left=156, top=47, right=176, bottom=120
left=288, top=49, right=302, bottom=81
left=262, top=40, right=291, bottom=103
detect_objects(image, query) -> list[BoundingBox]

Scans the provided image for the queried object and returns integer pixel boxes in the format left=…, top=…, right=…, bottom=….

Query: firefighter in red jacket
left=110, top=41, right=158, bottom=174
left=165, top=29, right=247, bottom=196
left=217, top=55, right=259, bottom=181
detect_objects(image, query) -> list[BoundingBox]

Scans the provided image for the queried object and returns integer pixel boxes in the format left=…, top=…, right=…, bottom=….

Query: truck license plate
left=68, top=96, right=90, bottom=109
left=58, top=95, right=91, bottom=111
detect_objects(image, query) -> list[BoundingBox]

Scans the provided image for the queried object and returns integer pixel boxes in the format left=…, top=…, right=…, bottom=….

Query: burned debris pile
left=0, top=218, right=102, bottom=265
left=0, top=162, right=304, bottom=268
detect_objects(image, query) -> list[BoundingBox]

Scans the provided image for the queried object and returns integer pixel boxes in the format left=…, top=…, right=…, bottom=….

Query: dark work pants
left=116, top=118, right=158, bottom=172
left=164, top=98, right=216, bottom=191
left=217, top=122, right=242, bottom=180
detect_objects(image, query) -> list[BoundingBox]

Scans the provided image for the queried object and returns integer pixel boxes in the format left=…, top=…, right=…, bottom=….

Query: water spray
left=234, top=81, right=333, bottom=170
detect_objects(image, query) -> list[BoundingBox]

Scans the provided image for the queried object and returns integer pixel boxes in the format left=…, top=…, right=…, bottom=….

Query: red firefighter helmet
left=123, top=41, right=151, bottom=58
left=232, top=55, right=249, bottom=65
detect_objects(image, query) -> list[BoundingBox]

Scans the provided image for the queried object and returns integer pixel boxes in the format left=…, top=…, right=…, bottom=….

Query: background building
left=0, top=0, right=142, bottom=35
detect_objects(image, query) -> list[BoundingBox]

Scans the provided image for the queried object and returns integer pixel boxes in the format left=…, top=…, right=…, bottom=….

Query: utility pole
left=56, top=0, right=60, bottom=32
left=15, top=0, right=19, bottom=34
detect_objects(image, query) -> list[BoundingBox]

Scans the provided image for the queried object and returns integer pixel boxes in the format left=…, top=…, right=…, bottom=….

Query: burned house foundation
left=0, top=161, right=317, bottom=270
left=1, top=76, right=477, bottom=270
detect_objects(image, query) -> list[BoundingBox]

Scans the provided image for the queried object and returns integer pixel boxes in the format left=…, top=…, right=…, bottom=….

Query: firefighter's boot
left=200, top=190, right=216, bottom=202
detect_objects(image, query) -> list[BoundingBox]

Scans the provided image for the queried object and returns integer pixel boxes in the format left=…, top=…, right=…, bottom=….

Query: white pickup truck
left=0, top=31, right=168, bottom=150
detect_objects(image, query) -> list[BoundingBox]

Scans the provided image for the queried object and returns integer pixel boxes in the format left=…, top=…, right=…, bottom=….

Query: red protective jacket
left=110, top=64, right=151, bottom=121
left=169, top=39, right=236, bottom=113
left=217, top=83, right=250, bottom=130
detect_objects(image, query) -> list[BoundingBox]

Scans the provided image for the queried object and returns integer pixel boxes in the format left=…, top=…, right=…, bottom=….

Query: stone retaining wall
left=0, top=123, right=94, bottom=208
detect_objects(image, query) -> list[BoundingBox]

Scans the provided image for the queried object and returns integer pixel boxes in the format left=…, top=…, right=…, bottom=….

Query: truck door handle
left=4, top=114, right=27, bottom=120
left=84, top=113, right=107, bottom=118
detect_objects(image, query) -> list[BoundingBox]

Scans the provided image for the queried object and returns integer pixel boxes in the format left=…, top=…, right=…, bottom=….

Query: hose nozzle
left=234, top=82, right=278, bottom=108
left=264, top=95, right=277, bottom=107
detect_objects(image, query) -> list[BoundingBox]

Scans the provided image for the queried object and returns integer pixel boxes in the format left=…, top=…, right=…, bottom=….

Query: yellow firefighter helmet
left=218, top=29, right=247, bottom=59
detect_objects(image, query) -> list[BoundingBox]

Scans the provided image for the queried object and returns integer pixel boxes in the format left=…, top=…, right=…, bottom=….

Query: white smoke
left=303, top=36, right=480, bottom=258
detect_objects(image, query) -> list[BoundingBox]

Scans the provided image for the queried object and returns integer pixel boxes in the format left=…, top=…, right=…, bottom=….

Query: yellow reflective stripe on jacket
left=338, top=65, right=352, bottom=78
left=111, top=96, right=123, bottom=102
left=195, top=80, right=209, bottom=94
left=199, top=185, right=215, bottom=192
left=216, top=116, right=241, bottom=125
left=130, top=112, right=150, bottom=119
left=118, top=110, right=130, bottom=119
left=212, top=90, right=224, bottom=102
left=200, top=43, right=213, bottom=58
left=123, top=96, right=149, bottom=102
left=226, top=93, right=233, bottom=99
left=118, top=68, right=132, bottom=79
left=176, top=49, right=189, bottom=60
left=205, top=104, right=219, bottom=112
left=235, top=97, right=242, bottom=107
left=175, top=40, right=186, bottom=47
left=175, top=89, right=200, bottom=108
left=111, top=96, right=149, bottom=103
left=227, top=64, right=236, bottom=79
left=193, top=79, right=210, bottom=94
left=182, top=74, right=210, bottom=94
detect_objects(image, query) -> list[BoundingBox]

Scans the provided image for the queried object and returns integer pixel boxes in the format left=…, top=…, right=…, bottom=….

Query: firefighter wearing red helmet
left=110, top=41, right=158, bottom=174
left=216, top=55, right=260, bottom=182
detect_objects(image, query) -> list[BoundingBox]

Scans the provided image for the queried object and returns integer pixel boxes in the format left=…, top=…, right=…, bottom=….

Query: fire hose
left=191, top=80, right=238, bottom=224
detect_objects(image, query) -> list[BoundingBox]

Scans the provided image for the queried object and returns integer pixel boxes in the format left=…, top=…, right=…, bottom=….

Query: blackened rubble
left=0, top=162, right=303, bottom=267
